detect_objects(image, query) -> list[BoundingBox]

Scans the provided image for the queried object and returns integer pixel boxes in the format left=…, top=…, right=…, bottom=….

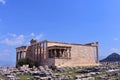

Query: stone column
left=36, top=45, right=38, bottom=60
left=40, top=43, right=41, bottom=63
left=69, top=48, right=71, bottom=59
left=33, top=46, right=35, bottom=60
left=66, top=49, right=68, bottom=59
left=20, top=52, right=21, bottom=59
left=48, top=49, right=52, bottom=58
left=18, top=53, right=19, bottom=60
left=59, top=49, right=62, bottom=58
left=42, top=43, right=45, bottom=65
left=54, top=49, right=57, bottom=58
left=63, top=50, right=66, bottom=58
left=64, top=49, right=67, bottom=58
left=16, top=52, right=18, bottom=62
left=96, top=46, right=99, bottom=63
left=49, top=49, right=51, bottom=58
left=34, top=45, right=36, bottom=61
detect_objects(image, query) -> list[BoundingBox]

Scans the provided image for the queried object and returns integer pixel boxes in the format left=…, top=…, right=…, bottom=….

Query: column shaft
left=96, top=46, right=99, bottom=63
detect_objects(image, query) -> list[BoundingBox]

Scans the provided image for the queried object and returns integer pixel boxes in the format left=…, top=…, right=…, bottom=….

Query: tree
left=16, top=57, right=36, bottom=68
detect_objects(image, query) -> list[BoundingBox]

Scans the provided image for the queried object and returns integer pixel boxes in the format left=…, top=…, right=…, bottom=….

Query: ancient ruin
left=16, top=39, right=99, bottom=67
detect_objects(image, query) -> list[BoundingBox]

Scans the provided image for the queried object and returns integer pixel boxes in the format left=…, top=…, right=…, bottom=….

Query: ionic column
left=20, top=52, right=22, bottom=59
left=36, top=45, right=39, bottom=61
left=40, top=43, right=41, bottom=63
left=33, top=46, right=35, bottom=60
left=16, top=52, right=18, bottom=62
left=69, top=48, right=71, bottom=59
left=96, top=46, right=99, bottom=63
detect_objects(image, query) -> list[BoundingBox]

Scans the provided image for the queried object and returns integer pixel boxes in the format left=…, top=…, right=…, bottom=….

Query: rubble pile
left=0, top=63, right=120, bottom=80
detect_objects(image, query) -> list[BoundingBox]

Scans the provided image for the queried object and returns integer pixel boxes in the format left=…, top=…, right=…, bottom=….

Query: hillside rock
left=100, top=53, right=120, bottom=62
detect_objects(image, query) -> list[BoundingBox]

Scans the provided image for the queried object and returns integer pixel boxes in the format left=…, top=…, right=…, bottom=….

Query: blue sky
left=0, top=0, right=120, bottom=66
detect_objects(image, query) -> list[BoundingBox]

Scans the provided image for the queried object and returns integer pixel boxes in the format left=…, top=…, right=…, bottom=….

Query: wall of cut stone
left=47, top=42, right=98, bottom=67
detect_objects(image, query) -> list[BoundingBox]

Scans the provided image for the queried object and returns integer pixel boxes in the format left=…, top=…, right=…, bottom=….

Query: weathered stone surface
left=16, top=39, right=99, bottom=67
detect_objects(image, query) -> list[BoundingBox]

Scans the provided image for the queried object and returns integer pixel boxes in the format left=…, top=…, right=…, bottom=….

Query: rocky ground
left=0, top=62, right=120, bottom=80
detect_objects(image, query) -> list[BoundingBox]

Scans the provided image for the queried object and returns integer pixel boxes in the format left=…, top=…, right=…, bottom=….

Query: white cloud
left=0, top=33, right=44, bottom=65
left=35, top=34, right=43, bottom=40
left=0, top=0, right=6, bottom=5
left=8, top=33, right=17, bottom=37
left=30, top=33, right=35, bottom=36
left=0, top=33, right=43, bottom=46
left=24, top=33, right=43, bottom=45
left=1, top=34, right=24, bottom=46
left=113, top=38, right=119, bottom=41
left=110, top=48, right=120, bottom=53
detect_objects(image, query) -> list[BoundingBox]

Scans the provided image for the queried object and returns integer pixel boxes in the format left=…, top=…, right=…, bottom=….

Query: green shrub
left=16, top=57, right=38, bottom=68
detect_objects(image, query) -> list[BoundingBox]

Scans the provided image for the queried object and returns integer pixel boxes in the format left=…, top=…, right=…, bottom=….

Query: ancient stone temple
left=16, top=39, right=99, bottom=67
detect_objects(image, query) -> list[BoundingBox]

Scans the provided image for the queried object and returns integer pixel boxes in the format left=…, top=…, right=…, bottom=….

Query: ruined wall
left=16, top=46, right=28, bottom=62
left=47, top=42, right=98, bottom=67
left=26, top=46, right=34, bottom=60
